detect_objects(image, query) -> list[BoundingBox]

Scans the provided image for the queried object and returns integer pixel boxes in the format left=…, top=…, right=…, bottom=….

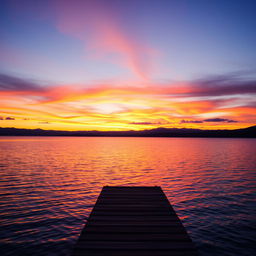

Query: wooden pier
left=72, top=186, right=197, bottom=256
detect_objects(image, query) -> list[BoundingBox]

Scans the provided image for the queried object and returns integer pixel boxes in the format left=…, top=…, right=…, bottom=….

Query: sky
left=0, top=0, right=256, bottom=131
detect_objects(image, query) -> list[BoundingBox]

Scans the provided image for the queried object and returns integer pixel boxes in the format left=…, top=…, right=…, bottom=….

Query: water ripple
left=0, top=137, right=255, bottom=256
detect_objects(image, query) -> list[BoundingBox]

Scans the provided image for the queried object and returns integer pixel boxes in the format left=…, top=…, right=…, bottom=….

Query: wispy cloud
left=0, top=116, right=15, bottom=120
left=187, top=75, right=256, bottom=97
left=204, top=118, right=237, bottom=123
left=180, top=118, right=237, bottom=124
left=5, top=117, right=15, bottom=120
left=53, top=0, right=155, bottom=79
left=0, top=73, right=44, bottom=92
left=130, top=121, right=170, bottom=125
left=180, top=120, right=203, bottom=124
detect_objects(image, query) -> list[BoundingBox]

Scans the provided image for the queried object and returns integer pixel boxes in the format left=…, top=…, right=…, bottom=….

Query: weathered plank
left=78, top=233, right=191, bottom=241
left=86, top=220, right=183, bottom=226
left=88, top=215, right=179, bottom=221
left=80, top=225, right=187, bottom=233
left=72, top=249, right=198, bottom=256
left=74, top=241, right=195, bottom=250
left=72, top=186, right=197, bottom=256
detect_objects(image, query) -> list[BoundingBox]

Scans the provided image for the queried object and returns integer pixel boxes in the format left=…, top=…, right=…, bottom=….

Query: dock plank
left=78, top=233, right=191, bottom=241
left=74, top=241, right=195, bottom=250
left=88, top=215, right=179, bottom=221
left=72, top=249, right=198, bottom=256
left=72, top=186, right=197, bottom=256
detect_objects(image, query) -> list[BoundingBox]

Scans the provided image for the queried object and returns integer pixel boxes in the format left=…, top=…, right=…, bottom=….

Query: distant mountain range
left=0, top=126, right=255, bottom=137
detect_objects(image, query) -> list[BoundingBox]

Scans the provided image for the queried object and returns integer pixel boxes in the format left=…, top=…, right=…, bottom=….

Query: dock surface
left=72, top=186, right=197, bottom=256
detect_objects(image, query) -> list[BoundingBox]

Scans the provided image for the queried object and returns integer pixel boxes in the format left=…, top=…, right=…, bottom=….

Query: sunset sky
left=0, top=0, right=255, bottom=131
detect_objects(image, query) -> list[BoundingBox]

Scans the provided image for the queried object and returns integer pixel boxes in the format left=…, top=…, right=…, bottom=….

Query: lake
left=0, top=137, right=255, bottom=256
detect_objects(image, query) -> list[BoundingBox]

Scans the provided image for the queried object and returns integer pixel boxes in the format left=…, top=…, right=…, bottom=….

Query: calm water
left=0, top=137, right=255, bottom=256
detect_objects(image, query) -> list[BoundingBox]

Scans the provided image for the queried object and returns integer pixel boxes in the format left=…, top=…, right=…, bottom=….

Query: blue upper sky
left=1, top=0, right=255, bottom=84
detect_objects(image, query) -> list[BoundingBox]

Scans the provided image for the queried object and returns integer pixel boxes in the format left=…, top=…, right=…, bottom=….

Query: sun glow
left=0, top=78, right=255, bottom=131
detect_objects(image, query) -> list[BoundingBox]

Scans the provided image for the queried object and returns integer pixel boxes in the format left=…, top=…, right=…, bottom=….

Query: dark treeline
left=0, top=126, right=255, bottom=137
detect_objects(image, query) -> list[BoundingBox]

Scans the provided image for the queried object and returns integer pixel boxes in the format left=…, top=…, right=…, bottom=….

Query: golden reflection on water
left=0, top=137, right=256, bottom=255
left=1, top=137, right=255, bottom=197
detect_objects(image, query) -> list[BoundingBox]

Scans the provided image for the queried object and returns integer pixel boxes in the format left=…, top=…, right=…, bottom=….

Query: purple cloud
left=0, top=73, right=44, bottom=92
left=130, top=121, right=167, bottom=125
left=38, top=121, right=50, bottom=124
left=180, top=118, right=238, bottom=123
left=190, top=75, right=256, bottom=97
left=204, top=118, right=237, bottom=123
left=180, top=120, right=203, bottom=124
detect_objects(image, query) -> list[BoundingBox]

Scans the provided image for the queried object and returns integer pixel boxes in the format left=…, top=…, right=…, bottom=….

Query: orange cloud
left=0, top=73, right=255, bottom=130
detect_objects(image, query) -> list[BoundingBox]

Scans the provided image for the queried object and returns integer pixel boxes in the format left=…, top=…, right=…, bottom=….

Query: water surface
left=0, top=137, right=255, bottom=255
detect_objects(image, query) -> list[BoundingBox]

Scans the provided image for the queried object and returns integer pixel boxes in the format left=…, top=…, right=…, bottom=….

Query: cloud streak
left=0, top=72, right=255, bottom=130
left=53, top=0, right=155, bottom=79
left=189, top=76, right=256, bottom=97
left=181, top=120, right=203, bottom=124
left=0, top=73, right=44, bottom=92
left=0, top=116, right=15, bottom=120
left=204, top=118, right=237, bottom=123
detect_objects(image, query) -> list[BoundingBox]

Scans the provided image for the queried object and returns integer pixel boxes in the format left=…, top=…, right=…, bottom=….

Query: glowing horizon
left=0, top=0, right=255, bottom=131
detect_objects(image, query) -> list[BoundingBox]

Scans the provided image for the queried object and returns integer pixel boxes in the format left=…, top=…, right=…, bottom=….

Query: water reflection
left=0, top=137, right=255, bottom=255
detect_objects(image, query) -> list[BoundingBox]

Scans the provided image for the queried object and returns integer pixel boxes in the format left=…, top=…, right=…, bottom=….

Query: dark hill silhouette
left=0, top=126, right=255, bottom=137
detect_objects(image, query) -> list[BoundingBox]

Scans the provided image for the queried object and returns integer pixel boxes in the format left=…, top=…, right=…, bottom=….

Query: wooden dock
left=72, top=186, right=197, bottom=256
